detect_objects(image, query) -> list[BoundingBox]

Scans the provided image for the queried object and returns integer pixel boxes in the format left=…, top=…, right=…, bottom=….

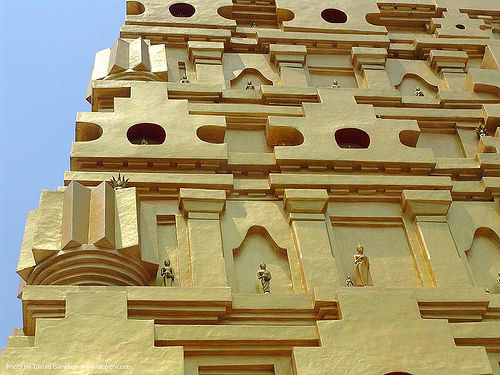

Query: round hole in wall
left=335, top=128, right=370, bottom=149
left=127, top=123, right=166, bottom=145
left=321, top=9, right=348, bottom=24
left=455, top=24, right=466, bottom=29
left=169, top=3, right=195, bottom=17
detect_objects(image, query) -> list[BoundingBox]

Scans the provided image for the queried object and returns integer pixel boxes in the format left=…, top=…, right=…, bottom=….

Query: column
left=179, top=188, right=228, bottom=287
left=402, top=190, right=472, bottom=287
left=284, top=189, right=339, bottom=291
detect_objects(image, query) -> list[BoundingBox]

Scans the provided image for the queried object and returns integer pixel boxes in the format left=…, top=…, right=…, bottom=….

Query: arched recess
left=232, top=226, right=292, bottom=294
left=197, top=126, right=225, bottom=144
left=127, top=1, right=145, bottom=15
left=465, top=227, right=500, bottom=293
left=399, top=130, right=420, bottom=147
left=230, top=68, right=274, bottom=90
left=395, top=73, right=439, bottom=97
left=76, top=122, right=103, bottom=142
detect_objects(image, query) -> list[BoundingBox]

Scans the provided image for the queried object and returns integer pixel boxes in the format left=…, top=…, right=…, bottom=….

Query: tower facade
left=2, top=1, right=500, bottom=374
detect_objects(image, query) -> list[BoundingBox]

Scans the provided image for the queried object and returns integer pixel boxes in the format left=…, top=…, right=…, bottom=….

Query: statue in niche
left=245, top=80, right=255, bottom=90
left=414, top=87, right=424, bottom=97
left=257, top=263, right=272, bottom=294
left=475, top=124, right=488, bottom=138
left=251, top=22, right=258, bottom=28
left=345, top=276, right=354, bottom=287
left=160, top=260, right=175, bottom=286
left=180, top=73, right=190, bottom=84
left=354, top=244, right=372, bottom=287
left=331, top=78, right=340, bottom=88
left=110, top=172, right=129, bottom=190
left=140, top=136, right=149, bottom=145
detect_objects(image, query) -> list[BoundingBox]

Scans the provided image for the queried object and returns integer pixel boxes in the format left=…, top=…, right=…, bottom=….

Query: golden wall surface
left=2, top=0, right=500, bottom=374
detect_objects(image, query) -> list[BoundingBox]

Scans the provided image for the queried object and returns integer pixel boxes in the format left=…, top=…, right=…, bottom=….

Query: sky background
left=0, top=1, right=125, bottom=348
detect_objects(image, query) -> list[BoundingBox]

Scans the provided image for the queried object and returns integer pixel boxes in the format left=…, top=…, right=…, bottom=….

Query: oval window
left=169, top=3, right=195, bottom=17
left=127, top=123, right=166, bottom=145
left=321, top=9, right=348, bottom=24
left=335, top=128, right=370, bottom=149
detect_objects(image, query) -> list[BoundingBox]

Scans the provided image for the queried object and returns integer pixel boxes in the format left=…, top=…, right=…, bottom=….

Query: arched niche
left=127, top=1, right=145, bottom=15
left=230, top=68, right=273, bottom=90
left=395, top=74, right=438, bottom=98
left=232, top=226, right=292, bottom=294
left=466, top=227, right=500, bottom=293
left=196, top=126, right=225, bottom=144
left=75, top=122, right=103, bottom=142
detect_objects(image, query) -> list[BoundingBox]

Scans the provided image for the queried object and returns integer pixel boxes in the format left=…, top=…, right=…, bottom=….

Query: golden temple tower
left=2, top=0, right=500, bottom=374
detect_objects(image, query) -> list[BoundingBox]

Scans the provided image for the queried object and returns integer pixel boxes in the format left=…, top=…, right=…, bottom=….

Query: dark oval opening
left=335, top=128, right=370, bottom=148
left=127, top=1, right=145, bottom=15
left=321, top=9, right=348, bottom=24
left=455, top=24, right=466, bottom=29
left=127, top=123, right=166, bottom=145
left=169, top=3, right=196, bottom=17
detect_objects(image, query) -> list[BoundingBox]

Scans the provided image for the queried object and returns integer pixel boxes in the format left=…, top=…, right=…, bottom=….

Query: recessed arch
left=277, top=8, right=295, bottom=22
left=335, top=128, right=370, bottom=149
left=127, top=123, right=166, bottom=145
left=196, top=126, right=225, bottom=144
left=169, top=3, right=195, bottom=18
left=217, top=6, right=233, bottom=20
left=75, top=122, right=103, bottom=142
left=321, top=9, right=348, bottom=24
left=232, top=226, right=292, bottom=294
left=466, top=227, right=500, bottom=293
left=230, top=68, right=274, bottom=90
left=399, top=130, right=420, bottom=147
left=126, top=1, right=145, bottom=15
left=267, top=126, right=304, bottom=147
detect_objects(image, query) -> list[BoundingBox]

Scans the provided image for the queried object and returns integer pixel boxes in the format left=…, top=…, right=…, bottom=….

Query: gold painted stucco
left=2, top=0, right=500, bottom=374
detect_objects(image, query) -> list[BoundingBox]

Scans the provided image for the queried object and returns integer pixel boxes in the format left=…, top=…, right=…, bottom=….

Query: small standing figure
left=251, top=21, right=258, bottom=28
left=110, top=172, right=129, bottom=190
left=475, top=124, right=488, bottom=138
left=180, top=73, right=190, bottom=84
left=331, top=78, right=340, bottom=88
left=257, top=263, right=272, bottom=294
left=160, top=260, right=175, bottom=286
left=354, top=243, right=372, bottom=287
left=346, top=276, right=354, bottom=287
left=415, top=87, right=424, bottom=97
left=245, top=80, right=255, bottom=90
left=140, top=136, right=149, bottom=145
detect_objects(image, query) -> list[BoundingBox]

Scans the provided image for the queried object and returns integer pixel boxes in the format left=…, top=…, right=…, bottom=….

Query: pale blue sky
left=0, top=1, right=125, bottom=348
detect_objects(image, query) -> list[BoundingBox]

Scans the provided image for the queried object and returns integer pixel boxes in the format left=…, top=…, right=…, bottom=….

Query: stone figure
left=354, top=244, right=372, bottom=286
left=251, top=22, right=258, bottom=28
left=257, top=263, right=272, bottom=294
left=346, top=276, right=354, bottom=287
left=180, top=73, right=190, bottom=84
left=160, top=260, right=174, bottom=286
left=415, top=87, right=424, bottom=96
left=140, top=136, right=149, bottom=145
left=110, top=172, right=129, bottom=190
left=475, top=124, right=488, bottom=138
left=245, top=80, right=255, bottom=90
left=331, top=79, right=340, bottom=88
